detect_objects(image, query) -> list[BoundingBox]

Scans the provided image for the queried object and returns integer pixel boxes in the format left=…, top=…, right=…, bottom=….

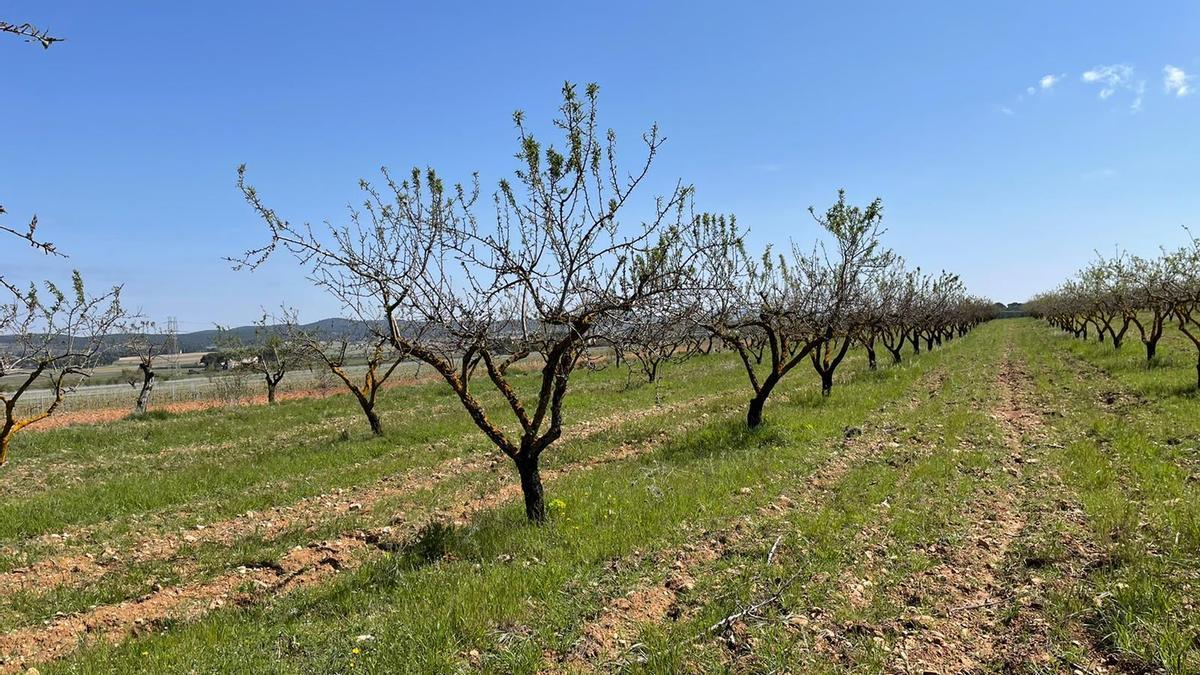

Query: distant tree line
left=1027, top=238, right=1200, bottom=385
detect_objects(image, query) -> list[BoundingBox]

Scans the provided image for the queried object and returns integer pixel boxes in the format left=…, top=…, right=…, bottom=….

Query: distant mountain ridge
left=0, top=317, right=382, bottom=355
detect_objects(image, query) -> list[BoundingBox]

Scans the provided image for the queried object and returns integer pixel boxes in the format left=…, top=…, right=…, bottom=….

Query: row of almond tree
left=1, top=83, right=994, bottom=521
left=1025, top=236, right=1200, bottom=383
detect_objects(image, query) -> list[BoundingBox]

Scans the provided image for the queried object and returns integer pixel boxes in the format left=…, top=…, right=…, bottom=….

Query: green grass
left=4, top=320, right=1200, bottom=673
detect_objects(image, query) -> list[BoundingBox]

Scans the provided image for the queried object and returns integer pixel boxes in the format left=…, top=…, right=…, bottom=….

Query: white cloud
left=1164, top=65, right=1192, bottom=97
left=1026, top=86, right=1036, bottom=95
left=1081, top=64, right=1144, bottom=110
left=999, top=106, right=1015, bottom=116
left=1039, top=74, right=1061, bottom=90
left=1082, top=64, right=1134, bottom=99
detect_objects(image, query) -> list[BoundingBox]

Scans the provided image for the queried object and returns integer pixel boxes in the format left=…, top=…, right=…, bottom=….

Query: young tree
left=612, top=304, right=697, bottom=385
left=876, top=266, right=919, bottom=365
left=122, top=319, right=165, bottom=415
left=285, top=316, right=406, bottom=436
left=805, top=192, right=893, bottom=396
left=1, top=206, right=123, bottom=464
left=687, top=213, right=824, bottom=428
left=235, top=83, right=700, bottom=522
left=1124, top=254, right=1172, bottom=362
left=216, top=314, right=308, bottom=405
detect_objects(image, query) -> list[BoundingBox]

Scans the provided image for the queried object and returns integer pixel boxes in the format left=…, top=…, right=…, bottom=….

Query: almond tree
left=1, top=207, right=123, bottom=464
left=216, top=314, right=308, bottom=405
left=1121, top=254, right=1172, bottom=362
left=121, top=319, right=165, bottom=415
left=612, top=303, right=698, bottom=385
left=877, top=267, right=920, bottom=365
left=687, top=213, right=823, bottom=428
left=235, top=83, right=700, bottom=522
left=805, top=192, right=893, bottom=395
left=284, top=315, right=406, bottom=436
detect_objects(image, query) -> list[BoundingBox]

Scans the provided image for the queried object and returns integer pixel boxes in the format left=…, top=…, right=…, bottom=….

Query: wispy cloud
left=1164, top=65, right=1192, bottom=97
left=1002, top=61, right=1191, bottom=116
left=1082, top=64, right=1133, bottom=98
left=1081, top=64, right=1145, bottom=111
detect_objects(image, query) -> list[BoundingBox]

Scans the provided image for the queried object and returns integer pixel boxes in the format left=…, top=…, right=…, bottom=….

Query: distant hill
left=994, top=302, right=1028, bottom=319
left=0, top=317, right=384, bottom=357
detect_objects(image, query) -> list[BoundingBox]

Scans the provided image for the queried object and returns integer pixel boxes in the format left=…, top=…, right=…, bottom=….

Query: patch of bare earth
left=557, top=367, right=948, bottom=672
left=0, top=396, right=733, bottom=672
left=886, top=343, right=1108, bottom=674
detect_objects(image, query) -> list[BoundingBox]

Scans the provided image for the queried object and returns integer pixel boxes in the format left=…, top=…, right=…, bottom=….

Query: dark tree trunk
left=266, top=381, right=278, bottom=404
left=354, top=393, right=384, bottom=436
left=820, top=371, right=834, bottom=396
left=866, top=347, right=877, bottom=371
left=746, top=373, right=781, bottom=428
left=366, top=407, right=383, bottom=435
left=1145, top=339, right=1158, bottom=363
left=516, top=453, right=546, bottom=523
left=887, top=346, right=902, bottom=364
left=134, top=364, right=155, bottom=415
left=0, top=422, right=13, bottom=467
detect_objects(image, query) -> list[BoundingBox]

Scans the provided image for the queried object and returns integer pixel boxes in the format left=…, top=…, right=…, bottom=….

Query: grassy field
left=0, top=319, right=1198, bottom=673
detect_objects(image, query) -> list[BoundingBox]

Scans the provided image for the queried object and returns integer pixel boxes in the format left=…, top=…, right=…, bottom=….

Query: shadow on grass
left=658, top=417, right=786, bottom=463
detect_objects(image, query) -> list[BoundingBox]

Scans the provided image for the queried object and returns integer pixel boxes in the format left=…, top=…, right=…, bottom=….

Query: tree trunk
left=1145, top=339, right=1158, bottom=363
left=516, top=453, right=546, bottom=523
left=356, top=395, right=383, bottom=436
left=887, top=347, right=902, bottom=365
left=0, top=427, right=11, bottom=467
left=820, top=371, right=833, bottom=396
left=134, top=366, right=156, bottom=415
left=866, top=347, right=877, bottom=371
left=267, top=381, right=277, bottom=404
left=746, top=373, right=781, bottom=428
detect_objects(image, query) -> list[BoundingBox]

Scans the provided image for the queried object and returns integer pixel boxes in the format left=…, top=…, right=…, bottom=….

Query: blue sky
left=2, top=2, right=1197, bottom=329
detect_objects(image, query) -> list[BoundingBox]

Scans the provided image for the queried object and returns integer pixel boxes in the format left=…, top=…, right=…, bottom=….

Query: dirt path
left=880, top=341, right=1033, bottom=672
left=0, top=397, right=742, bottom=672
